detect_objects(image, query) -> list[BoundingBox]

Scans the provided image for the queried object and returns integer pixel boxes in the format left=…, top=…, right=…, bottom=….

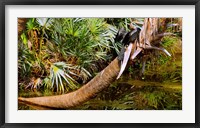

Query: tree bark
left=19, top=58, right=121, bottom=109
left=18, top=18, right=169, bottom=109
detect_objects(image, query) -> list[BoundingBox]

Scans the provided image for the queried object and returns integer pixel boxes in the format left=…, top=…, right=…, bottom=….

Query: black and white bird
left=115, top=26, right=171, bottom=80
left=115, top=27, right=141, bottom=79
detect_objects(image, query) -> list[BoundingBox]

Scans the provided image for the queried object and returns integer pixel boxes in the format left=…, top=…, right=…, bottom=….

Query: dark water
left=18, top=79, right=182, bottom=110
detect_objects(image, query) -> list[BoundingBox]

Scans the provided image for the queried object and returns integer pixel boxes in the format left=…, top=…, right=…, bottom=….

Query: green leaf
left=20, top=33, right=28, bottom=45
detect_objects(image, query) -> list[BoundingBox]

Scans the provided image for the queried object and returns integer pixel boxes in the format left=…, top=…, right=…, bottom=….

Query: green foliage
left=20, top=33, right=28, bottom=45
left=48, top=18, right=117, bottom=76
left=18, top=18, right=182, bottom=110
left=18, top=18, right=117, bottom=93
left=49, top=62, right=79, bottom=93
left=26, top=18, right=38, bottom=31
left=162, top=36, right=182, bottom=56
left=105, top=18, right=144, bottom=30
left=135, top=35, right=182, bottom=82
left=18, top=40, right=35, bottom=78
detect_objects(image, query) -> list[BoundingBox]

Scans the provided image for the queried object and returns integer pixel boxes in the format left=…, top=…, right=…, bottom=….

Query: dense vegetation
left=18, top=18, right=182, bottom=110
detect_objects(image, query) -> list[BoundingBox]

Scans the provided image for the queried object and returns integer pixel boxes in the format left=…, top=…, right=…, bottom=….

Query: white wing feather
left=116, top=43, right=133, bottom=79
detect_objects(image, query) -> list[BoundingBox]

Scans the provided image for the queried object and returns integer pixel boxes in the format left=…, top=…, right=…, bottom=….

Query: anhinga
left=115, top=28, right=127, bottom=43
left=115, top=25, right=172, bottom=80
left=115, top=27, right=141, bottom=79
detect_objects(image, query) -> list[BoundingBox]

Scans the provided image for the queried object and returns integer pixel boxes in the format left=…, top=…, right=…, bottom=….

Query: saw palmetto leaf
left=50, top=62, right=78, bottom=93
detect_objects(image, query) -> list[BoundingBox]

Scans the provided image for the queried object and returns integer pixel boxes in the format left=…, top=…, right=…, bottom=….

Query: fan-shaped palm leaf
left=50, top=62, right=78, bottom=93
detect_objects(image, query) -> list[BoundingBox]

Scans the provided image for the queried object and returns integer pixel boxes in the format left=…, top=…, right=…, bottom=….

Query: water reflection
left=18, top=79, right=182, bottom=110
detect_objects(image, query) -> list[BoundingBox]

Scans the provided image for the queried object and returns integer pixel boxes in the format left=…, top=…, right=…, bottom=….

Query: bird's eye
left=125, top=44, right=129, bottom=48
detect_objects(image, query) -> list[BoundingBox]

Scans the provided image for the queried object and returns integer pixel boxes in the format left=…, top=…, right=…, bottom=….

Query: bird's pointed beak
left=116, top=43, right=133, bottom=79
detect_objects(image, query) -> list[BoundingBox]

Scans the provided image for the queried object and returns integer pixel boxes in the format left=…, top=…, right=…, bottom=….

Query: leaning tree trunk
left=18, top=18, right=169, bottom=109
left=19, top=58, right=121, bottom=108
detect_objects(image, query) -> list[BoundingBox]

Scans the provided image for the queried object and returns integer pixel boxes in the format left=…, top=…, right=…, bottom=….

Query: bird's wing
left=116, top=43, right=133, bottom=79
